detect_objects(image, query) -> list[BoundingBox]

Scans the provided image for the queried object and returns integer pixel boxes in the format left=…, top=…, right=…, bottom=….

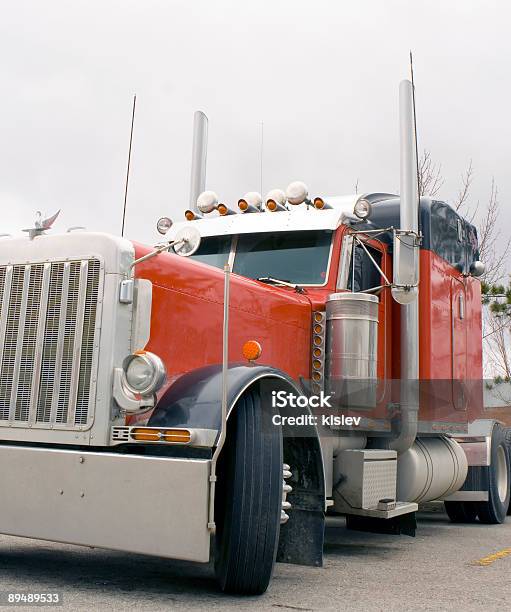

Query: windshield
left=189, top=235, right=232, bottom=269
left=190, top=230, right=332, bottom=285
left=234, top=230, right=332, bottom=285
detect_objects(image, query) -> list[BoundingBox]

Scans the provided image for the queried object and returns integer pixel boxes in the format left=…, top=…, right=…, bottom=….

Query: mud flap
left=346, top=512, right=417, bottom=537
left=277, top=508, right=324, bottom=567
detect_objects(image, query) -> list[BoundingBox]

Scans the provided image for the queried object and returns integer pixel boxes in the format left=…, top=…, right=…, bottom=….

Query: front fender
left=149, top=363, right=303, bottom=431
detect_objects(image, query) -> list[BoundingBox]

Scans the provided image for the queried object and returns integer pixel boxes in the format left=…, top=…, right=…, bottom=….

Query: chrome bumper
left=0, top=445, right=211, bottom=562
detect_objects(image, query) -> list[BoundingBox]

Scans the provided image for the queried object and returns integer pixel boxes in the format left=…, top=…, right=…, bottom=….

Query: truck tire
left=214, top=387, right=282, bottom=595
left=444, top=501, right=478, bottom=523
left=476, top=424, right=510, bottom=524
left=505, top=428, right=511, bottom=516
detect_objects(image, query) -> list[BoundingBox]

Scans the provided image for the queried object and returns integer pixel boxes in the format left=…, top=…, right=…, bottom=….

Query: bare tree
left=476, top=179, right=511, bottom=285
left=418, top=151, right=510, bottom=285
left=453, top=160, right=474, bottom=214
left=417, top=150, right=443, bottom=198
left=483, top=312, right=511, bottom=408
left=484, top=314, right=511, bottom=375
left=418, top=150, right=511, bottom=382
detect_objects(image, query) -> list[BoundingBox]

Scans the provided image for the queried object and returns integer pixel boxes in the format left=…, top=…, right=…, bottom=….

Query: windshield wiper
left=257, top=277, right=305, bottom=293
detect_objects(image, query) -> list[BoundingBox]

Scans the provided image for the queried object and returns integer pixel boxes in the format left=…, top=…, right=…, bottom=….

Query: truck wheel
left=444, top=501, right=478, bottom=523
left=476, top=424, right=510, bottom=524
left=214, top=387, right=282, bottom=595
left=505, top=428, right=511, bottom=516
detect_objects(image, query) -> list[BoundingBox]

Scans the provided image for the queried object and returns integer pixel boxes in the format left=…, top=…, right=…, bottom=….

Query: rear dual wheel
left=444, top=424, right=510, bottom=524
left=477, top=426, right=510, bottom=524
left=214, top=388, right=283, bottom=595
left=506, top=428, right=511, bottom=516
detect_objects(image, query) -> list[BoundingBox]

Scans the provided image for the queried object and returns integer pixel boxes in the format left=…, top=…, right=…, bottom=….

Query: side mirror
left=172, top=225, right=201, bottom=257
left=391, top=230, right=419, bottom=304
left=470, top=260, right=485, bottom=278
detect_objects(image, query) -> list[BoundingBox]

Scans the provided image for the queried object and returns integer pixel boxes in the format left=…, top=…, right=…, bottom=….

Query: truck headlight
left=122, top=351, right=166, bottom=396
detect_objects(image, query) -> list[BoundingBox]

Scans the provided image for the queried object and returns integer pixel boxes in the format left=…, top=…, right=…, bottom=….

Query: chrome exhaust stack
left=388, top=79, right=420, bottom=454
left=189, top=111, right=208, bottom=214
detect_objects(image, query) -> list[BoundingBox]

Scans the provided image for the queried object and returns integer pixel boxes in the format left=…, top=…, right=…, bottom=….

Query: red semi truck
left=0, top=80, right=509, bottom=594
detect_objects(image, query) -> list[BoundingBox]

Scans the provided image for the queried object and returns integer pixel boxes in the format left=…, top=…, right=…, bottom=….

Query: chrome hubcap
left=496, top=445, right=508, bottom=504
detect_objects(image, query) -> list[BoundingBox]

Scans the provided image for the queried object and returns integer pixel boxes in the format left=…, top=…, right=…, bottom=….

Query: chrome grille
left=0, top=259, right=101, bottom=428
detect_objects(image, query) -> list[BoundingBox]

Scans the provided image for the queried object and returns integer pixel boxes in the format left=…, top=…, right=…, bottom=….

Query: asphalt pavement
left=0, top=503, right=509, bottom=611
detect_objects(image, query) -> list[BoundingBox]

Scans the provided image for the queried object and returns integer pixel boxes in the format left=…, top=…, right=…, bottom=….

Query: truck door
left=451, top=277, right=467, bottom=410
left=337, top=235, right=388, bottom=384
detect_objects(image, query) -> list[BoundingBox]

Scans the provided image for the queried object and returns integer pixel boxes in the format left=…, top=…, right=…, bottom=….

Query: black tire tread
left=504, top=428, right=511, bottom=516
left=215, top=388, right=282, bottom=594
left=476, top=424, right=510, bottom=524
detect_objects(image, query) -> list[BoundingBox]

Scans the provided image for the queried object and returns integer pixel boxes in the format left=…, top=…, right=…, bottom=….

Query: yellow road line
left=473, top=547, right=511, bottom=566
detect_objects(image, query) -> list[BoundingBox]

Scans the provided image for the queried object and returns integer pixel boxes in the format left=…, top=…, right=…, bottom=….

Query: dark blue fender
left=149, top=363, right=302, bottom=431
left=149, top=363, right=326, bottom=568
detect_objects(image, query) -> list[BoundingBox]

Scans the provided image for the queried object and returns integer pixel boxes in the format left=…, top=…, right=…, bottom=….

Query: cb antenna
left=121, top=94, right=137, bottom=237
left=409, top=52, right=420, bottom=223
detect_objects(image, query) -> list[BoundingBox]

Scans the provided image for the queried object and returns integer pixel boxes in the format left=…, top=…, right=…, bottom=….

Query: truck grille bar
left=0, top=259, right=101, bottom=428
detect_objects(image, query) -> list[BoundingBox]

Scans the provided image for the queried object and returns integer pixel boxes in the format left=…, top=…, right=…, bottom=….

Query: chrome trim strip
left=9, top=266, right=31, bottom=420
left=28, top=263, right=51, bottom=424
left=337, top=234, right=354, bottom=289
left=441, top=491, right=488, bottom=502
left=67, top=260, right=88, bottom=425
left=227, top=235, right=237, bottom=268
left=50, top=262, right=70, bottom=424
left=0, top=266, right=13, bottom=375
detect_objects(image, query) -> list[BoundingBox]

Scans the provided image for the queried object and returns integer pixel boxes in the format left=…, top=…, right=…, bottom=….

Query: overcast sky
left=1, top=0, right=510, bottom=257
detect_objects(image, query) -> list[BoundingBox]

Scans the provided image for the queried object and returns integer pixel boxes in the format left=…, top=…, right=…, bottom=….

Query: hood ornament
left=23, top=210, right=61, bottom=239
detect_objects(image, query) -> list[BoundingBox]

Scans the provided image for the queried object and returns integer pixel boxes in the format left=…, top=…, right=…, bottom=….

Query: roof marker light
left=265, top=188, right=286, bottom=212
left=217, top=203, right=236, bottom=216
left=313, top=197, right=332, bottom=210
left=238, top=191, right=263, bottom=213
left=286, top=181, right=309, bottom=205
left=266, top=199, right=286, bottom=212
left=184, top=210, right=203, bottom=221
left=196, top=190, right=219, bottom=214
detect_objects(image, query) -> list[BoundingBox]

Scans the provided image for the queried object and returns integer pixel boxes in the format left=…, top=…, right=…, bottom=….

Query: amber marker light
left=242, top=340, right=262, bottom=362
left=266, top=200, right=277, bottom=212
left=131, top=427, right=192, bottom=444
left=185, top=210, right=196, bottom=221
left=313, top=197, right=331, bottom=210
left=238, top=199, right=249, bottom=211
left=131, top=428, right=160, bottom=442
left=162, top=429, right=192, bottom=443
left=217, top=203, right=236, bottom=216
left=314, top=312, right=324, bottom=322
